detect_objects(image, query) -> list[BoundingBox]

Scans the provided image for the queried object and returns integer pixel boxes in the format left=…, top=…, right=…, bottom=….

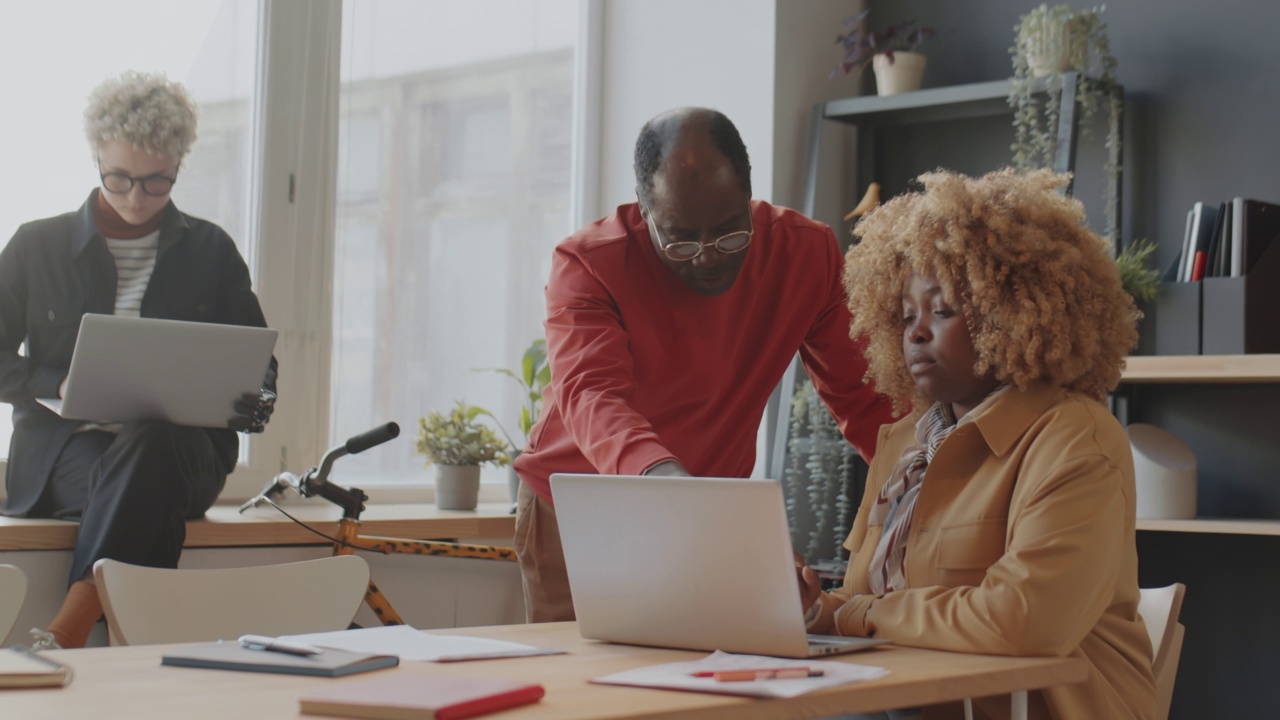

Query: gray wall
left=859, top=0, right=1280, bottom=716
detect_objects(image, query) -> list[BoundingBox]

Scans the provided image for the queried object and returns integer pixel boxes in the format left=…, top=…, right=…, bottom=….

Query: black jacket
left=0, top=190, right=278, bottom=515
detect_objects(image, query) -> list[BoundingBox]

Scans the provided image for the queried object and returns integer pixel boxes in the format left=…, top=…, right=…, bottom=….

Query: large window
left=328, top=0, right=578, bottom=484
left=0, top=1, right=260, bottom=462
left=1, top=1, right=581, bottom=497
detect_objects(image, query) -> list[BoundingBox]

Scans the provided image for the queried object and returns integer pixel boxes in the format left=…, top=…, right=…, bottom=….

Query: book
left=1177, top=208, right=1194, bottom=281
left=1214, top=200, right=1233, bottom=277
left=1203, top=201, right=1227, bottom=277
left=161, top=641, right=399, bottom=677
left=1188, top=201, right=1219, bottom=281
left=0, top=646, right=73, bottom=688
left=299, top=674, right=545, bottom=720
left=1232, top=199, right=1280, bottom=277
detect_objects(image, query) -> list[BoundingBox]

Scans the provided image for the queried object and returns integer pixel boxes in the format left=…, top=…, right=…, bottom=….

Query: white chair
left=93, top=555, right=369, bottom=646
left=1138, top=583, right=1187, bottom=720
left=0, top=564, right=29, bottom=643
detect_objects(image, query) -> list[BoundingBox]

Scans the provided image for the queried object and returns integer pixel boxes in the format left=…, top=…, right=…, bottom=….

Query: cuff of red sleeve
left=616, top=440, right=678, bottom=477
left=833, top=594, right=875, bottom=637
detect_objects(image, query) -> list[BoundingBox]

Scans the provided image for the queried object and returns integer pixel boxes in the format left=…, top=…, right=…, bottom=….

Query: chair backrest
left=94, top=555, right=369, bottom=646
left=1138, top=583, right=1186, bottom=720
left=0, top=564, right=29, bottom=642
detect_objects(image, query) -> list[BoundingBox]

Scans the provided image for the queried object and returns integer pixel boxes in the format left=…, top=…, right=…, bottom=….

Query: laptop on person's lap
left=550, top=473, right=888, bottom=658
left=36, top=314, right=277, bottom=429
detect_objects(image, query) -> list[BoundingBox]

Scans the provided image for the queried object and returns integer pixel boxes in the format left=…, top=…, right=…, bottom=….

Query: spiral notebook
left=0, top=646, right=73, bottom=688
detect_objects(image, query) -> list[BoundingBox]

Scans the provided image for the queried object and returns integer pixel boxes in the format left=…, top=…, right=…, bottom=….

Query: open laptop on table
left=550, top=473, right=888, bottom=659
left=36, top=314, right=278, bottom=429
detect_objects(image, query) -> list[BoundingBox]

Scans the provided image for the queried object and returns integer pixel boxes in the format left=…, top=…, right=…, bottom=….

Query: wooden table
left=5, top=622, right=1086, bottom=719
left=0, top=502, right=516, bottom=551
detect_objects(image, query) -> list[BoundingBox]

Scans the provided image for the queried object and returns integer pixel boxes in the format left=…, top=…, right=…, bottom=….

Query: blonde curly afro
left=845, top=168, right=1138, bottom=413
left=84, top=71, right=198, bottom=161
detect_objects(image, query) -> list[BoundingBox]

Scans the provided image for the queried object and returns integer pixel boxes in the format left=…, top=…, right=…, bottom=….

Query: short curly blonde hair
left=84, top=71, right=199, bottom=160
left=845, top=168, right=1138, bottom=413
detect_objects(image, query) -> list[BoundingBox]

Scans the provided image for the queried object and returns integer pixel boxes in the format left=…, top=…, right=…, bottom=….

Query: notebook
left=161, top=641, right=398, bottom=677
left=299, top=675, right=545, bottom=720
left=550, top=474, right=889, bottom=659
left=36, top=314, right=277, bottom=428
left=0, top=646, right=73, bottom=688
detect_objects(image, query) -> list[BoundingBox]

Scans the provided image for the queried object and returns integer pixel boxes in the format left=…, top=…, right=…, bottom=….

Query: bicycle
left=239, top=422, right=517, bottom=626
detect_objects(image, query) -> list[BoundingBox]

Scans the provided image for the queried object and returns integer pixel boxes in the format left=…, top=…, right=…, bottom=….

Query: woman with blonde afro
left=797, top=169, right=1156, bottom=719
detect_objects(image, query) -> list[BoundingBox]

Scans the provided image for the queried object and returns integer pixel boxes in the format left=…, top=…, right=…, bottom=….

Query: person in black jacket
left=0, top=71, right=278, bottom=648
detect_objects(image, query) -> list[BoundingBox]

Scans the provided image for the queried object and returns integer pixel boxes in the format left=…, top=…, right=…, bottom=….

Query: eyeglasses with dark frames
left=647, top=211, right=754, bottom=262
left=98, top=162, right=178, bottom=197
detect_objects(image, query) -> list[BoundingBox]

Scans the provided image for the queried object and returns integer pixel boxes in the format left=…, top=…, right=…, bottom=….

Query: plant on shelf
left=832, top=9, right=937, bottom=96
left=475, top=338, right=551, bottom=510
left=416, top=401, right=512, bottom=510
left=1115, top=237, right=1160, bottom=303
left=415, top=401, right=512, bottom=467
left=1009, top=3, right=1121, bottom=240
left=477, top=338, right=551, bottom=452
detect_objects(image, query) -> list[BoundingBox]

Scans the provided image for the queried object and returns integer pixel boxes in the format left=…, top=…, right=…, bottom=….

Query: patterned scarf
left=866, top=401, right=958, bottom=596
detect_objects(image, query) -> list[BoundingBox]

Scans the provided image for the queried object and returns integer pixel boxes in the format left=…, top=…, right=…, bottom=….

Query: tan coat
left=809, top=382, right=1156, bottom=720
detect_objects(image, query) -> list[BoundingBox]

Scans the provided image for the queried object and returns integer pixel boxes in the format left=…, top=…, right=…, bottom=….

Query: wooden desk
left=0, top=503, right=516, bottom=551
left=9, top=623, right=1087, bottom=719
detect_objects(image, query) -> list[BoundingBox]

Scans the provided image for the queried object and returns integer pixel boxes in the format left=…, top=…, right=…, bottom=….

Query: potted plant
left=783, top=379, right=863, bottom=566
left=1009, top=3, right=1121, bottom=241
left=415, top=401, right=512, bottom=510
left=477, top=338, right=551, bottom=511
left=1115, top=237, right=1160, bottom=304
left=833, top=9, right=937, bottom=96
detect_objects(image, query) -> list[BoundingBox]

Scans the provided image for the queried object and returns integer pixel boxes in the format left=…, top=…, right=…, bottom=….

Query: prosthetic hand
left=229, top=388, right=276, bottom=434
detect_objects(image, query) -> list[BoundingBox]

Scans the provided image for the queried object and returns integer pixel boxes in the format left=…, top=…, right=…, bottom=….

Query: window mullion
left=225, top=0, right=343, bottom=502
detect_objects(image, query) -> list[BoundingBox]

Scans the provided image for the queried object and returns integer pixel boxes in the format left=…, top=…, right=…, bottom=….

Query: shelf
left=823, top=79, right=1014, bottom=127
left=1120, top=354, right=1280, bottom=383
left=1136, top=518, right=1280, bottom=536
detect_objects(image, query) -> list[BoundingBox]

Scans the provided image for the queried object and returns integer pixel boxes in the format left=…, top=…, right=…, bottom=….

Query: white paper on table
left=280, top=625, right=567, bottom=662
left=592, top=650, right=889, bottom=699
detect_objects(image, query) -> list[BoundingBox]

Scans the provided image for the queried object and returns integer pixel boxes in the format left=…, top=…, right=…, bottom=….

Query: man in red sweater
left=512, top=107, right=894, bottom=622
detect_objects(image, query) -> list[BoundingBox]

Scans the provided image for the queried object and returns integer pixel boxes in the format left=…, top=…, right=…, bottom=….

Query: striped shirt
left=104, top=231, right=160, bottom=316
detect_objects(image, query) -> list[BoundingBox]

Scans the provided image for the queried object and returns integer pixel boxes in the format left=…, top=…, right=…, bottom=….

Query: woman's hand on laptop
left=228, top=388, right=276, bottom=434
left=795, top=552, right=822, bottom=612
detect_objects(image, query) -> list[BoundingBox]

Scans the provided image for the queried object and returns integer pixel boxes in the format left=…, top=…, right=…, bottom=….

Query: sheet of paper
left=280, top=625, right=566, bottom=662
left=592, top=650, right=888, bottom=699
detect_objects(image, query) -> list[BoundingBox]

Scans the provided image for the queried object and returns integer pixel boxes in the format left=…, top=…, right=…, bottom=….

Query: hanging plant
left=1009, top=3, right=1121, bottom=241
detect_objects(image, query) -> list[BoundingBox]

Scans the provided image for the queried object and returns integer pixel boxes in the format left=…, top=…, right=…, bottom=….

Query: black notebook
left=162, top=642, right=399, bottom=677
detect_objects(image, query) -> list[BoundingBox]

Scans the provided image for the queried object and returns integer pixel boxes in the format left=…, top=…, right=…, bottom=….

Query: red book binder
left=299, top=675, right=545, bottom=720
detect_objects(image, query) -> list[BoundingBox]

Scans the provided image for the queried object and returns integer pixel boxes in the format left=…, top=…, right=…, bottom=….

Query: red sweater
left=515, top=201, right=894, bottom=502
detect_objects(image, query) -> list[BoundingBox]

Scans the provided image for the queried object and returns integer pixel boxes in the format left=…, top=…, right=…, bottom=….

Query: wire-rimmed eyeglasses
left=647, top=212, right=754, bottom=262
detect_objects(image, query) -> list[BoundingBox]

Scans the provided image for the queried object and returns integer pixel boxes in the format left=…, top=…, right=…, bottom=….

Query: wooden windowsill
left=0, top=502, right=515, bottom=552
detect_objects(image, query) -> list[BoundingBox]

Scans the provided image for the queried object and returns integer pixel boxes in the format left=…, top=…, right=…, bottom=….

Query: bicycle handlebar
left=238, top=422, right=400, bottom=515
left=346, top=422, right=400, bottom=455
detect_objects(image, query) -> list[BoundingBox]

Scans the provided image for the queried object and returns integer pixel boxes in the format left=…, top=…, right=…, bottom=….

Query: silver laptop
left=37, top=314, right=277, bottom=429
left=550, top=473, right=888, bottom=658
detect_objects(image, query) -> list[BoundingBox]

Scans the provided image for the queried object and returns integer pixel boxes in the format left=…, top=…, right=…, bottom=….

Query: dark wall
left=863, top=1, right=1280, bottom=717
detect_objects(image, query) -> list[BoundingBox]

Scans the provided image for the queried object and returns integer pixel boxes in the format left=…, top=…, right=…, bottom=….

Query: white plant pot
left=435, top=464, right=481, bottom=510
left=1024, top=20, right=1084, bottom=78
left=506, top=451, right=522, bottom=514
left=872, top=51, right=927, bottom=96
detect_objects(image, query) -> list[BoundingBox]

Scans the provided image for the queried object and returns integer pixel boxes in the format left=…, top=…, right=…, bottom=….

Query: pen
left=690, top=667, right=825, bottom=681
left=237, top=634, right=324, bottom=656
